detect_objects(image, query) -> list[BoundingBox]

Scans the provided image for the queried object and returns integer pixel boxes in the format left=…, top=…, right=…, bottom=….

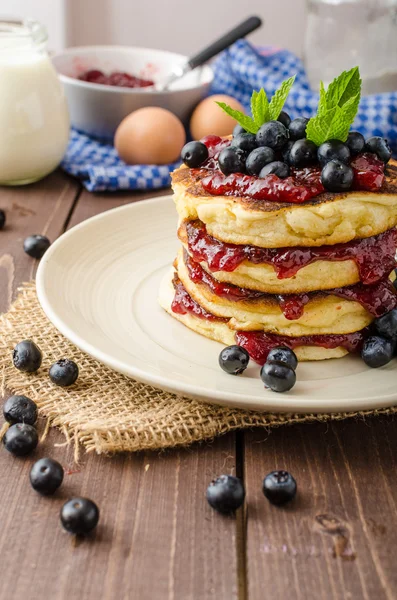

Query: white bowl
left=52, top=45, right=214, bottom=139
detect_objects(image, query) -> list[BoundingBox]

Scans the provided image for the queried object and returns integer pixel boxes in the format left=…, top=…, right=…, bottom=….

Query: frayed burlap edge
left=0, top=282, right=396, bottom=458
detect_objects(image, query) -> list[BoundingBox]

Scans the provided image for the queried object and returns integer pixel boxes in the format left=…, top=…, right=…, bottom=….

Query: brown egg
left=115, top=107, right=186, bottom=165
left=190, top=95, right=245, bottom=140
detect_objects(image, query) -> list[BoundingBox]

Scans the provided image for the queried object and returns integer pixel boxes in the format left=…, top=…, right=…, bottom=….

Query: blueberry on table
left=245, top=147, right=276, bottom=176
left=361, top=335, right=394, bottom=368
left=267, top=347, right=298, bottom=371
left=3, top=423, right=38, bottom=456
left=288, top=117, right=309, bottom=141
left=23, top=234, right=51, bottom=259
left=365, top=136, right=392, bottom=163
left=0, top=209, right=6, bottom=230
left=346, top=131, right=365, bottom=156
left=3, top=394, right=37, bottom=425
left=317, top=140, right=350, bottom=166
left=60, top=497, right=100, bottom=535
left=30, top=457, right=64, bottom=495
left=321, top=160, right=354, bottom=192
left=49, top=359, right=79, bottom=387
left=277, top=110, right=291, bottom=128
left=259, top=161, right=290, bottom=179
left=218, top=147, right=246, bottom=175
left=13, top=340, right=42, bottom=373
left=219, top=345, right=249, bottom=375
left=262, top=470, right=297, bottom=505
left=231, top=132, right=257, bottom=154
left=233, top=123, right=246, bottom=137
left=373, top=309, right=397, bottom=340
left=206, top=475, right=245, bottom=514
left=289, top=139, right=318, bottom=167
left=181, top=141, right=208, bottom=168
left=256, top=121, right=289, bottom=151
left=260, top=362, right=296, bottom=393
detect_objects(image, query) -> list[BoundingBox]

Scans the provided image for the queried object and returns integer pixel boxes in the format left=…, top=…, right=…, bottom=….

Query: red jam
left=351, top=153, right=385, bottom=191
left=184, top=220, right=397, bottom=285
left=78, top=70, right=154, bottom=88
left=235, top=330, right=366, bottom=365
left=183, top=252, right=397, bottom=320
left=171, top=276, right=227, bottom=322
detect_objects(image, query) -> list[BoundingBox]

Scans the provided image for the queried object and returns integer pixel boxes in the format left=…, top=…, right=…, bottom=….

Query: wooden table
left=0, top=171, right=396, bottom=600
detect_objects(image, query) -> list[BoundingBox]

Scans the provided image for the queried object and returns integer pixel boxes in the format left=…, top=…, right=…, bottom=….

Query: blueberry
left=233, top=123, right=246, bottom=137
left=259, top=161, right=290, bottom=179
left=231, top=132, right=257, bottom=154
left=262, top=470, right=297, bottom=505
left=13, top=340, right=42, bottom=373
left=289, top=139, right=318, bottom=167
left=3, top=395, right=37, bottom=425
left=281, top=140, right=294, bottom=165
left=317, top=140, right=350, bottom=166
left=60, top=497, right=100, bottom=535
left=260, top=361, right=296, bottom=393
left=3, top=423, right=38, bottom=456
left=245, top=147, right=276, bottom=176
left=49, top=359, right=79, bottom=387
left=321, top=160, right=353, bottom=192
left=219, top=345, right=249, bottom=375
left=267, top=347, right=298, bottom=370
left=0, top=209, right=6, bottom=230
left=361, top=335, right=394, bottom=368
left=346, top=131, right=365, bottom=156
left=30, top=457, right=64, bottom=495
left=373, top=309, right=397, bottom=340
left=206, top=475, right=245, bottom=514
left=218, top=147, right=246, bottom=175
left=288, top=117, right=309, bottom=141
left=277, top=111, right=291, bottom=128
left=365, top=136, right=392, bottom=164
left=256, top=121, right=289, bottom=151
left=23, top=235, right=51, bottom=259
left=181, top=141, right=208, bottom=168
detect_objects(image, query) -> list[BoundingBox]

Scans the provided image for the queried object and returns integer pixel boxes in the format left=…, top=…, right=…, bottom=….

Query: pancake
left=172, top=160, right=397, bottom=248
left=175, top=249, right=373, bottom=336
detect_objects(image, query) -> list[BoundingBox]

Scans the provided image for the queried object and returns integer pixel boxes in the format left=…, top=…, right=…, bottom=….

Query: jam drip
left=184, top=220, right=397, bottom=285
left=171, top=275, right=227, bottom=322
left=183, top=252, right=397, bottom=320
left=235, top=330, right=366, bottom=365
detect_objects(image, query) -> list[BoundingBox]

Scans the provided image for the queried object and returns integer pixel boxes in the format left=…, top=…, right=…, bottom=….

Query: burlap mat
left=0, top=282, right=395, bottom=457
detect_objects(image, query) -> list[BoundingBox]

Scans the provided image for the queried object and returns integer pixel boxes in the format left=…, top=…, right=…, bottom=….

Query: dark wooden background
left=0, top=171, right=396, bottom=600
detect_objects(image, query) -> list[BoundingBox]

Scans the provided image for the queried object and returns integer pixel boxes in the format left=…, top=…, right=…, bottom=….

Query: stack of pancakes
left=159, top=159, right=397, bottom=362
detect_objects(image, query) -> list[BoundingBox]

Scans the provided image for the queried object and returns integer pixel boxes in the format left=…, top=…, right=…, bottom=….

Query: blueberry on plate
left=23, top=235, right=51, bottom=259
left=60, top=497, right=100, bottom=535
left=30, top=457, right=64, bottom=495
left=346, top=131, right=365, bottom=155
left=219, top=345, right=249, bottom=375
left=231, top=132, right=257, bottom=154
left=256, top=121, right=289, bottom=151
left=267, top=347, right=298, bottom=370
left=373, top=309, right=397, bottom=340
left=218, top=147, right=246, bottom=175
left=321, top=160, right=353, bottom=192
left=0, top=209, right=6, bottom=230
left=206, top=475, right=245, bottom=514
left=277, top=110, right=291, bottom=128
left=288, top=117, right=309, bottom=141
left=317, top=139, right=350, bottom=166
left=260, top=362, right=296, bottom=393
left=3, top=423, right=38, bottom=456
left=289, top=139, right=318, bottom=167
left=3, top=394, right=37, bottom=425
left=233, top=123, right=246, bottom=137
left=245, top=147, right=276, bottom=176
left=259, top=161, right=290, bottom=179
left=181, top=141, right=208, bottom=168
left=262, top=470, right=297, bottom=505
left=49, top=359, right=79, bottom=387
left=13, top=340, right=42, bottom=373
left=365, top=136, right=392, bottom=164
left=361, top=335, right=394, bottom=368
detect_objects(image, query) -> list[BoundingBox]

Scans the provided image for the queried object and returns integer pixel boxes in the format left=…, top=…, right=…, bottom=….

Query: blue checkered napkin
left=61, top=130, right=181, bottom=192
left=211, top=40, right=397, bottom=154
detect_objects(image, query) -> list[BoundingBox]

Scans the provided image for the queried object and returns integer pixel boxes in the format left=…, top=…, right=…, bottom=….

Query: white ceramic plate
left=36, top=196, right=397, bottom=413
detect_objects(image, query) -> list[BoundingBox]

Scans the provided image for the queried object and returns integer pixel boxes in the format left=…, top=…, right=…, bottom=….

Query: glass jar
left=304, top=0, right=397, bottom=94
left=0, top=20, right=69, bottom=185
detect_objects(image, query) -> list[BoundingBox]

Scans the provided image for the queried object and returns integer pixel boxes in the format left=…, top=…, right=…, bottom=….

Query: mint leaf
left=306, top=106, right=345, bottom=146
left=318, top=81, right=327, bottom=116
left=215, top=102, right=257, bottom=134
left=251, top=89, right=270, bottom=128
left=268, top=75, right=296, bottom=120
left=325, top=67, right=361, bottom=111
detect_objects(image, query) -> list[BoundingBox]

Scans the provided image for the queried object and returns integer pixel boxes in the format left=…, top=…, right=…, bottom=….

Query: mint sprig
left=216, top=75, right=296, bottom=134
left=306, top=67, right=362, bottom=145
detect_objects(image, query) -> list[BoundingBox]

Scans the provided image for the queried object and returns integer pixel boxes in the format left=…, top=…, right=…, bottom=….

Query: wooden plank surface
left=0, top=175, right=240, bottom=600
